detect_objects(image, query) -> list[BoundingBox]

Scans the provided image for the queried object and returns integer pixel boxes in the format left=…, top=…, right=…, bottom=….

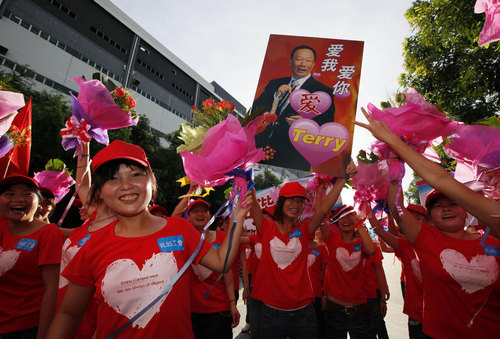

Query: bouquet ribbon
left=373, top=199, right=390, bottom=215
left=61, top=116, right=92, bottom=145
left=227, top=168, right=255, bottom=207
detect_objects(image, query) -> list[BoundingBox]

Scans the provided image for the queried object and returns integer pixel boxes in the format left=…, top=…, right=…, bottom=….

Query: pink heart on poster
left=289, top=119, right=350, bottom=168
left=335, top=90, right=351, bottom=100
left=290, top=90, right=332, bottom=119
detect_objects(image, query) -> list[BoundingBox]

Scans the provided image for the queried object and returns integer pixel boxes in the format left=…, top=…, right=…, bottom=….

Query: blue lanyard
left=107, top=195, right=236, bottom=338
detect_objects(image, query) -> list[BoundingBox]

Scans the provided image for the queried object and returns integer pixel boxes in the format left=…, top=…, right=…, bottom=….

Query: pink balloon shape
left=288, top=119, right=350, bottom=168
left=289, top=89, right=332, bottom=119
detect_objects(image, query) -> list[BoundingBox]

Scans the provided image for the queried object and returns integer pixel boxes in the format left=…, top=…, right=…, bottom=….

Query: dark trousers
left=191, top=311, right=232, bottom=339
left=325, top=300, right=373, bottom=339
left=313, top=297, right=326, bottom=339
left=249, top=297, right=263, bottom=339
left=0, top=327, right=37, bottom=339
left=260, top=303, right=317, bottom=339
left=408, top=318, right=424, bottom=339
left=367, top=292, right=389, bottom=339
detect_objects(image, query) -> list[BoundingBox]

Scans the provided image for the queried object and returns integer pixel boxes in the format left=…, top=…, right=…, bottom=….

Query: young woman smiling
left=48, top=140, right=252, bottom=338
left=0, top=175, right=64, bottom=339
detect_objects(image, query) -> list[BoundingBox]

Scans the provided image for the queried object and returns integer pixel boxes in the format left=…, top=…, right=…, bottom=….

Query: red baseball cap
left=263, top=205, right=276, bottom=217
left=149, top=204, right=168, bottom=215
left=39, top=186, right=55, bottom=199
left=331, top=205, right=356, bottom=223
left=92, top=140, right=150, bottom=172
left=187, top=198, right=210, bottom=213
left=425, top=190, right=447, bottom=211
left=0, top=174, right=39, bottom=191
left=279, top=182, right=308, bottom=199
left=407, top=204, right=427, bottom=216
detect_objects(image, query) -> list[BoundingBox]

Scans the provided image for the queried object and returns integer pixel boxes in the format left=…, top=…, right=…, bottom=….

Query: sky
left=109, top=0, right=416, bottom=201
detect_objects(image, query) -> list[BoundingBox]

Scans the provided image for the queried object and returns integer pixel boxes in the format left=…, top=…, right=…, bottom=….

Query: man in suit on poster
left=253, top=45, right=335, bottom=171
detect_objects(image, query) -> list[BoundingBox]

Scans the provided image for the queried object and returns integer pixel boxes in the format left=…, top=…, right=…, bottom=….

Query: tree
left=401, top=0, right=499, bottom=124
left=254, top=169, right=283, bottom=191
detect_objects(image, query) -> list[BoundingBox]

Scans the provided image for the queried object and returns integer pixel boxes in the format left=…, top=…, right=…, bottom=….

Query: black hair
left=290, top=45, right=316, bottom=61
left=272, top=196, right=305, bottom=223
left=89, top=159, right=157, bottom=206
left=40, top=190, right=56, bottom=218
left=0, top=182, right=42, bottom=202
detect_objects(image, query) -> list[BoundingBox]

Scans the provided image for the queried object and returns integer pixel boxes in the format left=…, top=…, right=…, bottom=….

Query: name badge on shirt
left=157, top=235, right=184, bottom=252
left=289, top=229, right=302, bottom=239
left=14, top=238, right=37, bottom=251
left=353, top=244, right=362, bottom=251
left=311, top=249, right=320, bottom=256
left=212, top=244, right=221, bottom=250
left=483, top=245, right=500, bottom=257
left=76, top=233, right=91, bottom=246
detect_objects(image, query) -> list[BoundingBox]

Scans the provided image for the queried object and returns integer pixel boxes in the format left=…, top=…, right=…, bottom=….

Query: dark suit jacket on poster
left=253, top=76, right=335, bottom=171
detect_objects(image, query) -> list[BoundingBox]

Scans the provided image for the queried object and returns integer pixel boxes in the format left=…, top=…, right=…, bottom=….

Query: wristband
left=81, top=154, right=90, bottom=157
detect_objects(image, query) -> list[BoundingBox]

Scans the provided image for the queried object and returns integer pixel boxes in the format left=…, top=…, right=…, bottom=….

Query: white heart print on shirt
left=336, top=247, right=361, bottom=272
left=101, top=252, right=178, bottom=329
left=254, top=243, right=262, bottom=260
left=192, top=264, right=213, bottom=281
left=307, top=253, right=317, bottom=268
left=270, top=237, right=302, bottom=269
left=440, top=248, right=499, bottom=294
left=410, top=258, right=422, bottom=283
left=0, top=247, right=20, bottom=276
left=59, top=240, right=82, bottom=288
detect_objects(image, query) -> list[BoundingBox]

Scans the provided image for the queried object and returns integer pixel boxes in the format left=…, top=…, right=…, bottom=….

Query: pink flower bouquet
left=475, top=0, right=500, bottom=46
left=34, top=168, right=75, bottom=203
left=61, top=77, right=138, bottom=155
left=0, top=90, right=24, bottom=137
left=180, top=114, right=265, bottom=199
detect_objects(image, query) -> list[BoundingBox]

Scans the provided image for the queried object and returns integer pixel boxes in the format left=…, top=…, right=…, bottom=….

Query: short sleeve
left=38, top=223, right=64, bottom=266
left=171, top=217, right=212, bottom=265
left=62, top=242, right=95, bottom=288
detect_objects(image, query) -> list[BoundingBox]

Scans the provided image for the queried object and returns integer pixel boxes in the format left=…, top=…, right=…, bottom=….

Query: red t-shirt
left=413, top=225, right=500, bottom=338
left=247, top=234, right=262, bottom=288
left=324, top=231, right=368, bottom=304
left=58, top=219, right=112, bottom=338
left=0, top=220, right=64, bottom=334
left=363, top=243, right=383, bottom=299
left=63, top=217, right=212, bottom=339
left=251, top=218, right=313, bottom=309
left=191, top=230, right=231, bottom=313
left=307, top=243, right=329, bottom=298
left=395, top=237, right=423, bottom=322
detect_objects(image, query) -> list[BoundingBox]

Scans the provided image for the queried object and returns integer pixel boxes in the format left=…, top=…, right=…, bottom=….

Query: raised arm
left=308, top=160, right=357, bottom=234
left=368, top=207, right=399, bottom=251
left=200, top=191, right=253, bottom=273
left=76, top=142, right=91, bottom=210
left=249, top=188, right=264, bottom=232
left=171, top=182, right=198, bottom=217
left=355, top=107, right=500, bottom=237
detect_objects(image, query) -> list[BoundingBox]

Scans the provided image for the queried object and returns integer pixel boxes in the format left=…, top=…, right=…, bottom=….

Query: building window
left=48, top=0, right=77, bottom=20
left=89, top=26, right=127, bottom=54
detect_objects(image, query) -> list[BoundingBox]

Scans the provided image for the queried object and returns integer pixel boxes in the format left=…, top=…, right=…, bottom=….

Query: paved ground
left=232, top=253, right=408, bottom=338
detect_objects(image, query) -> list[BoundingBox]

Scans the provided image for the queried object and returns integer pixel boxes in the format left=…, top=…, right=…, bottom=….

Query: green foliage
left=404, top=172, right=422, bottom=204
left=356, top=150, right=379, bottom=164
left=45, top=158, right=72, bottom=175
left=401, top=0, right=499, bottom=124
left=254, top=169, right=283, bottom=191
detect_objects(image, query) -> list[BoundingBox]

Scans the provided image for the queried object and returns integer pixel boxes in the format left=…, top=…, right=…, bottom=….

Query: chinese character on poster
left=252, top=34, right=364, bottom=177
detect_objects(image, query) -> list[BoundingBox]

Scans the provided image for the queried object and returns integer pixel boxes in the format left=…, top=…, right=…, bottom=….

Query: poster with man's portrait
left=252, top=34, right=364, bottom=177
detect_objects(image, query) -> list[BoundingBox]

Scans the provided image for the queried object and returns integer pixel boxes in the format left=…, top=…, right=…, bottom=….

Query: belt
left=326, top=300, right=372, bottom=315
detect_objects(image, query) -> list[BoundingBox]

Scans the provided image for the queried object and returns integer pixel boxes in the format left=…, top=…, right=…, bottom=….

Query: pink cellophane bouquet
left=443, top=124, right=500, bottom=199
left=179, top=114, right=265, bottom=199
left=0, top=90, right=24, bottom=137
left=33, top=159, right=75, bottom=203
left=61, top=77, right=138, bottom=156
left=351, top=159, right=389, bottom=218
left=475, top=0, right=500, bottom=46
left=367, top=88, right=460, bottom=141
